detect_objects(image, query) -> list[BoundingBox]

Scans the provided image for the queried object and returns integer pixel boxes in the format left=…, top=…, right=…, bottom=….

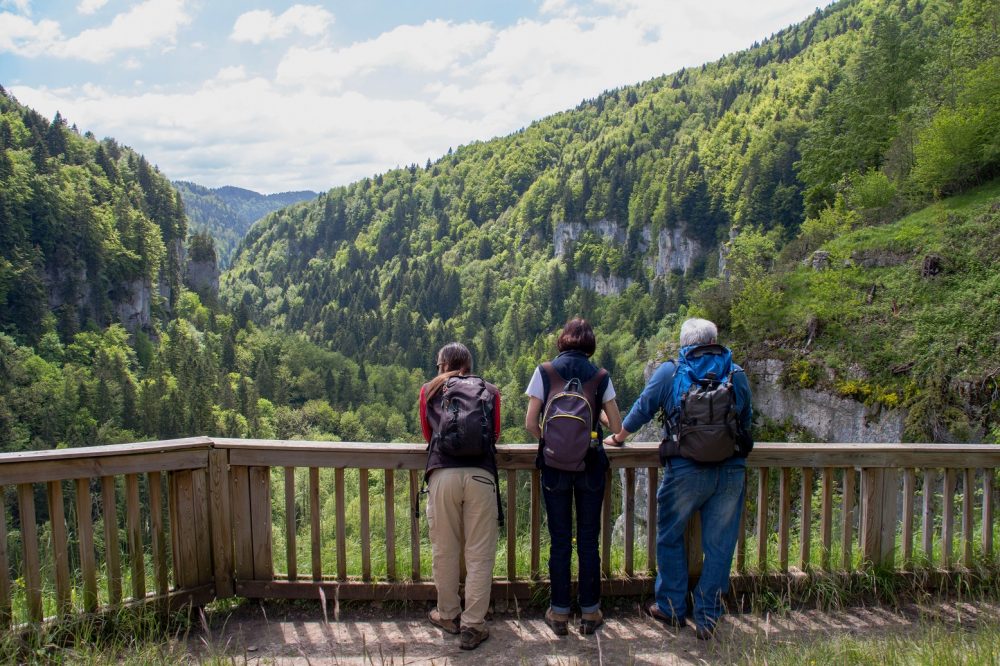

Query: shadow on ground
left=189, top=598, right=1000, bottom=665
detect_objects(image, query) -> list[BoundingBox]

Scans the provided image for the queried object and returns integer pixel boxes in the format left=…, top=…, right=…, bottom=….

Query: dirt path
left=190, top=598, right=1000, bottom=665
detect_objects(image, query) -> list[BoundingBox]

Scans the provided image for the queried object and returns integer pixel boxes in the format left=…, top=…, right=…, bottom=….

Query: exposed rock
left=575, top=272, right=632, bottom=296
left=113, top=279, right=154, bottom=331
left=808, top=250, right=831, bottom=270
left=553, top=219, right=626, bottom=257
left=185, top=257, right=220, bottom=302
left=851, top=249, right=911, bottom=268
left=921, top=253, right=943, bottom=278
left=650, top=227, right=701, bottom=276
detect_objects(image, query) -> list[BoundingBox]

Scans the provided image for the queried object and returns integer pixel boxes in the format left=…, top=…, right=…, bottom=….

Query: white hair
left=679, top=318, right=718, bottom=347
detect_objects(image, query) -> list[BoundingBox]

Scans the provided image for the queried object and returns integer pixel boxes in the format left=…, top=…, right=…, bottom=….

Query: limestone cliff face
left=648, top=227, right=701, bottom=276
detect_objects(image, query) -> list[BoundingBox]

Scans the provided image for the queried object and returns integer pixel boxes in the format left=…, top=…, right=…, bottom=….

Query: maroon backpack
left=540, top=363, right=607, bottom=472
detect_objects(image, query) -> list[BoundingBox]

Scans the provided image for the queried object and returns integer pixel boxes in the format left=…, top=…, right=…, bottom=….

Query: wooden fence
left=0, top=439, right=997, bottom=627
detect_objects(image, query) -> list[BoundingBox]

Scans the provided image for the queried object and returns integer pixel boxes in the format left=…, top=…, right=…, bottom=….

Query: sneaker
left=695, top=624, right=716, bottom=641
left=428, top=609, right=459, bottom=635
left=580, top=609, right=604, bottom=635
left=544, top=608, right=570, bottom=636
left=459, top=625, right=489, bottom=650
left=644, top=602, right=686, bottom=629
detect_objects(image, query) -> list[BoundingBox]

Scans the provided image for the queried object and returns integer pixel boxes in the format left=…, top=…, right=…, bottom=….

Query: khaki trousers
left=426, top=467, right=498, bottom=629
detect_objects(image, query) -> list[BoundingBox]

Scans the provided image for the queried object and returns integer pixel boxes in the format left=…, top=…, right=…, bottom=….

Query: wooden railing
left=0, top=439, right=997, bottom=627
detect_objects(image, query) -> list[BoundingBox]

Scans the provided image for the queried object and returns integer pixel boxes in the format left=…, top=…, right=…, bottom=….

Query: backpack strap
left=540, top=362, right=565, bottom=404
left=581, top=368, right=608, bottom=428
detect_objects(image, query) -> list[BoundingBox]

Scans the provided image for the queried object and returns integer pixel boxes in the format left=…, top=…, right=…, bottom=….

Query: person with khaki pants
left=419, top=342, right=501, bottom=650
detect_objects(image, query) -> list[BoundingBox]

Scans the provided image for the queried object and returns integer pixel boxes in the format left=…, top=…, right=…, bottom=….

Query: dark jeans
left=541, top=463, right=606, bottom=614
left=654, top=459, right=746, bottom=630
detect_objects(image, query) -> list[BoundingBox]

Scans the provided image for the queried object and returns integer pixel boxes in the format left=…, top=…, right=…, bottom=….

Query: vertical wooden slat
left=984, top=469, right=994, bottom=558
left=74, top=480, right=98, bottom=612
left=248, top=466, right=273, bottom=581
left=530, top=469, right=541, bottom=580
left=230, top=465, right=254, bottom=582
left=506, top=470, right=516, bottom=580
left=336, top=468, right=347, bottom=581
left=0, top=489, right=11, bottom=625
left=601, top=468, right=612, bottom=577
left=861, top=468, right=882, bottom=565
left=409, top=469, right=421, bottom=581
left=624, top=467, right=635, bottom=577
left=923, top=469, right=935, bottom=563
left=206, top=451, right=233, bottom=597
left=841, top=467, right=855, bottom=570
left=383, top=469, right=395, bottom=581
left=173, top=471, right=199, bottom=588
left=192, top=469, right=213, bottom=585
left=17, top=484, right=42, bottom=623
left=800, top=468, right=813, bottom=571
left=102, top=476, right=122, bottom=605
left=879, top=469, right=899, bottom=568
left=942, top=468, right=956, bottom=569
left=309, top=468, right=321, bottom=581
left=756, top=467, right=770, bottom=571
left=360, top=468, right=371, bottom=581
left=778, top=468, right=791, bottom=572
left=125, top=474, right=146, bottom=600
left=147, top=472, right=168, bottom=598
left=902, top=468, right=915, bottom=566
left=284, top=467, right=297, bottom=581
left=963, top=468, right=974, bottom=569
left=647, top=467, right=658, bottom=576
left=168, top=472, right=180, bottom=589
left=736, top=497, right=747, bottom=573
left=46, top=481, right=72, bottom=615
left=820, top=467, right=833, bottom=571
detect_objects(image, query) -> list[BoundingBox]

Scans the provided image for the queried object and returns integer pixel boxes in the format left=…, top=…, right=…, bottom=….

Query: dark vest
left=424, top=376, right=499, bottom=478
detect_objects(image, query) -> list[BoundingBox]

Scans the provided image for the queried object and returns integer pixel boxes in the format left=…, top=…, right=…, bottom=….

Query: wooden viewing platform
left=0, top=439, right=997, bottom=628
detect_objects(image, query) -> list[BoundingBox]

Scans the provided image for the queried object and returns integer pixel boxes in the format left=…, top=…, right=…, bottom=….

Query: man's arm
left=602, top=361, right=676, bottom=446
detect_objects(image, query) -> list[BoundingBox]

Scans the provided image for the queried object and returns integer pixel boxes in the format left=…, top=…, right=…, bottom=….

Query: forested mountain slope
left=174, top=181, right=317, bottom=268
left=221, top=0, right=1000, bottom=441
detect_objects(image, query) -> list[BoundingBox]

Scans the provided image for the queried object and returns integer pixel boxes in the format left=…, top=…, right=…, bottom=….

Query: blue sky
left=1, top=1, right=822, bottom=193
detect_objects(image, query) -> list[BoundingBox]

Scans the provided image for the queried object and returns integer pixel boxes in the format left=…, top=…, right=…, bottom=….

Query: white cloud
left=0, top=0, right=31, bottom=15
left=231, top=4, right=333, bottom=44
left=77, top=0, right=108, bottom=15
left=0, top=0, right=190, bottom=62
left=9, top=0, right=821, bottom=192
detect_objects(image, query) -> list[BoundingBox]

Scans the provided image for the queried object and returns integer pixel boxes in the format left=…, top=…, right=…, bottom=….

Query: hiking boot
left=695, top=623, right=716, bottom=640
left=544, top=608, right=570, bottom=636
left=645, top=602, right=686, bottom=629
left=459, top=625, right=489, bottom=650
left=580, top=609, right=604, bottom=635
left=428, top=608, right=459, bottom=635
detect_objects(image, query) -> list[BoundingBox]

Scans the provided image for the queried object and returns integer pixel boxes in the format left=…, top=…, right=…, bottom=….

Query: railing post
left=861, top=467, right=897, bottom=568
left=208, top=447, right=234, bottom=598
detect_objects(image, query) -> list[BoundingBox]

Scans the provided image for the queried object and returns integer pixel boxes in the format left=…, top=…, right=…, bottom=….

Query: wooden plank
left=0, top=436, right=211, bottom=465
left=841, top=467, right=855, bottom=571
left=506, top=470, right=516, bottom=580
left=902, top=469, right=915, bottom=566
left=624, top=467, right=635, bottom=577
left=124, top=474, right=146, bottom=601
left=383, top=469, right=394, bottom=582
left=46, top=481, right=72, bottom=616
left=0, top=488, right=10, bottom=625
left=172, top=471, right=199, bottom=589
left=147, top=472, right=169, bottom=598
left=335, top=468, right=347, bottom=580
left=879, top=468, right=899, bottom=568
left=360, top=469, right=371, bottom=581
left=756, top=467, right=769, bottom=571
left=192, top=468, right=213, bottom=585
left=984, top=469, right=994, bottom=558
left=736, top=495, right=747, bottom=573
left=778, top=468, right=791, bottom=572
left=0, top=449, right=210, bottom=486
left=923, top=469, right=935, bottom=563
left=820, top=467, right=833, bottom=571
left=168, top=472, right=180, bottom=590
left=230, top=465, right=254, bottom=581
left=942, top=468, right=956, bottom=569
left=248, top=466, right=274, bottom=581
left=409, top=469, right=421, bottom=582
left=101, top=476, right=122, bottom=605
left=530, top=469, right=541, bottom=580
left=861, top=468, right=882, bottom=565
left=310, top=468, right=322, bottom=581
left=963, top=468, right=974, bottom=569
left=206, top=450, right=233, bottom=598
left=601, top=468, right=612, bottom=577
left=647, top=467, right=658, bottom=576
left=284, top=467, right=297, bottom=581
left=17, top=483, right=42, bottom=623
left=800, top=468, right=813, bottom=571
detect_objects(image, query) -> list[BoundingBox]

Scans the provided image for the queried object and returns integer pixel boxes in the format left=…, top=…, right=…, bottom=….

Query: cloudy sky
left=2, top=0, right=821, bottom=194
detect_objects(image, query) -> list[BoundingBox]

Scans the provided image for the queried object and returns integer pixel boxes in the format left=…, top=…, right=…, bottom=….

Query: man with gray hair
left=604, top=317, right=752, bottom=639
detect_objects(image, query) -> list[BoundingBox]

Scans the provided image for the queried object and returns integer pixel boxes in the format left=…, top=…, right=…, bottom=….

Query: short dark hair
left=557, top=318, right=596, bottom=357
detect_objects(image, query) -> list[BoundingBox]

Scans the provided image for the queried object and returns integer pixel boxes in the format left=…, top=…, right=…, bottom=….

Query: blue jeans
left=654, top=459, right=745, bottom=629
left=541, top=463, right=606, bottom=614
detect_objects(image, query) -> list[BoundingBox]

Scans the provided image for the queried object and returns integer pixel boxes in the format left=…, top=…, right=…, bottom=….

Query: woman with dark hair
left=524, top=319, right=623, bottom=636
left=420, top=342, right=501, bottom=651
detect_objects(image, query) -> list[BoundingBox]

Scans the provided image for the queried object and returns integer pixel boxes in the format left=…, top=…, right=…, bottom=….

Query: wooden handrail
left=0, top=438, right=996, bottom=629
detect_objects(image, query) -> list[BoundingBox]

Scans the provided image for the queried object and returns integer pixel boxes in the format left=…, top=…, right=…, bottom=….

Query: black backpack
left=433, top=376, right=495, bottom=458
